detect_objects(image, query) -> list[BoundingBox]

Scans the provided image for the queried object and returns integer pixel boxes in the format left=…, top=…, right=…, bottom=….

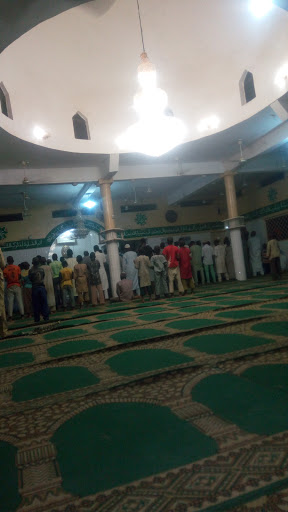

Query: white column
left=224, top=172, right=247, bottom=281
left=99, top=179, right=121, bottom=297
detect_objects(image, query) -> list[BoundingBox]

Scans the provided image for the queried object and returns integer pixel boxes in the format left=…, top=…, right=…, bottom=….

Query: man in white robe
left=94, top=245, right=109, bottom=299
left=214, top=240, right=229, bottom=282
left=122, top=244, right=140, bottom=295
left=247, top=231, right=264, bottom=277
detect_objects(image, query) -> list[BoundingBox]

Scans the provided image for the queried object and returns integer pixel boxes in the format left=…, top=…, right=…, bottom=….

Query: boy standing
left=59, top=261, right=75, bottom=310
left=151, top=246, right=169, bottom=299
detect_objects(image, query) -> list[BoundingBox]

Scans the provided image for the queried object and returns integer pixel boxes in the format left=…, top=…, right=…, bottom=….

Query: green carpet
left=93, top=320, right=136, bottom=331
left=111, top=328, right=169, bottom=344
left=0, top=337, right=34, bottom=351
left=12, top=327, right=35, bottom=336
left=94, top=312, right=129, bottom=321
left=260, top=302, right=288, bottom=310
left=215, top=299, right=254, bottom=306
left=139, top=313, right=180, bottom=322
left=0, top=352, right=34, bottom=368
left=168, top=300, right=205, bottom=308
left=184, top=334, right=275, bottom=354
left=135, top=307, right=169, bottom=314
left=106, top=349, right=193, bottom=376
left=13, top=367, right=100, bottom=402
left=192, top=373, right=288, bottom=435
left=166, top=319, right=224, bottom=331
left=44, top=328, right=87, bottom=341
left=48, top=339, right=106, bottom=358
left=0, top=441, right=21, bottom=512
left=180, top=306, right=218, bottom=314
left=242, top=364, right=288, bottom=394
left=52, top=403, right=217, bottom=496
left=60, top=318, right=92, bottom=327
left=252, top=321, right=288, bottom=337
left=249, top=294, right=287, bottom=300
left=216, top=310, right=270, bottom=320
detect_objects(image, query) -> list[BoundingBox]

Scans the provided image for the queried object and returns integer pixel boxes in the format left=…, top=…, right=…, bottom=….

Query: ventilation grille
left=0, top=213, right=23, bottom=222
left=121, top=204, right=157, bottom=213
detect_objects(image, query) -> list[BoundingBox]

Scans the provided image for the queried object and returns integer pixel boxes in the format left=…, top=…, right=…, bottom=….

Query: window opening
left=239, top=71, right=256, bottom=105
left=72, top=112, right=90, bottom=140
left=0, top=82, right=13, bottom=119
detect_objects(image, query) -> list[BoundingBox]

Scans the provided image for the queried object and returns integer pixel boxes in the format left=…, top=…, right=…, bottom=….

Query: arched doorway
left=46, top=219, right=103, bottom=260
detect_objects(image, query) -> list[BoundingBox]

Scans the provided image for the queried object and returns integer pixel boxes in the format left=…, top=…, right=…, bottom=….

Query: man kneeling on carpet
left=110, top=272, right=134, bottom=303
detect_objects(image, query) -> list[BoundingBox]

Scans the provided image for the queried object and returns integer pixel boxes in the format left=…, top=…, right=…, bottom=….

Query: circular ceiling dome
left=0, top=0, right=287, bottom=154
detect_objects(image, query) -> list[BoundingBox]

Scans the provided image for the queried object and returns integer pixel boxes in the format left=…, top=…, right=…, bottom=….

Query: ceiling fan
left=230, top=140, right=247, bottom=169
left=20, top=161, right=43, bottom=185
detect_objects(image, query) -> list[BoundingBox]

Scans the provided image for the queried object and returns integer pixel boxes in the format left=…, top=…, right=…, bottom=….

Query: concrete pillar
left=224, top=172, right=247, bottom=281
left=99, top=179, right=121, bottom=297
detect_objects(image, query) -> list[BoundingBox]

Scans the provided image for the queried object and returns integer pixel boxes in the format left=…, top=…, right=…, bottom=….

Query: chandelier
left=116, top=1, right=185, bottom=157
left=72, top=211, right=89, bottom=239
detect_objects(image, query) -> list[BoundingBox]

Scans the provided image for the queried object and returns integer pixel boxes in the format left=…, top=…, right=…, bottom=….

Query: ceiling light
left=249, top=0, right=273, bottom=17
left=83, top=200, right=96, bottom=209
left=274, top=63, right=288, bottom=89
left=197, top=116, right=220, bottom=133
left=33, top=126, right=49, bottom=140
left=116, top=1, right=185, bottom=157
left=117, top=116, right=185, bottom=158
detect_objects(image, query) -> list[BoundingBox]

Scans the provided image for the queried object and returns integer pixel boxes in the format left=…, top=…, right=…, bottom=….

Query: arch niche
left=46, top=219, right=104, bottom=259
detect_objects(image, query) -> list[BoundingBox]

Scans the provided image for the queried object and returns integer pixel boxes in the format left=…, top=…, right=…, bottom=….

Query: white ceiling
left=0, top=0, right=288, bottom=153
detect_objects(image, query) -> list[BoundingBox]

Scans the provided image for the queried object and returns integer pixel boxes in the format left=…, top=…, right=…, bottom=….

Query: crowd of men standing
left=0, top=230, right=282, bottom=337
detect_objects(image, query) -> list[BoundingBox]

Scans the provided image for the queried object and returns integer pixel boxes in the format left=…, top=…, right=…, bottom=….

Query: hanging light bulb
left=116, top=1, right=185, bottom=157
left=137, top=52, right=157, bottom=90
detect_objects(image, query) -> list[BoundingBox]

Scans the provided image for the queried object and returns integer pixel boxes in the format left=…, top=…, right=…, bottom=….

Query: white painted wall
left=2, top=231, right=100, bottom=266
left=0, top=0, right=288, bottom=153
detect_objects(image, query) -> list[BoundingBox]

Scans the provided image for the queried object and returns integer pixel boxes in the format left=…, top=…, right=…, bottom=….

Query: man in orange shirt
left=3, top=256, right=24, bottom=320
left=162, top=237, right=184, bottom=296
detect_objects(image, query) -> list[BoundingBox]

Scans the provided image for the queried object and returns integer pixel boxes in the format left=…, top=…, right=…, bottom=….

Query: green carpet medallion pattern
left=107, top=348, right=193, bottom=376
left=0, top=277, right=288, bottom=512
left=93, top=320, right=136, bottom=331
left=242, top=364, right=288, bottom=393
left=0, top=351, right=34, bottom=368
left=166, top=318, right=224, bottom=330
left=192, top=373, right=288, bottom=435
left=52, top=403, right=217, bottom=496
left=0, top=441, right=21, bottom=512
left=184, top=333, right=275, bottom=354
left=111, top=328, right=169, bottom=344
left=48, top=339, right=105, bottom=358
left=0, top=337, right=34, bottom=351
left=216, top=309, right=270, bottom=320
left=44, top=327, right=87, bottom=340
left=252, top=321, right=288, bottom=337
left=13, top=366, right=100, bottom=402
